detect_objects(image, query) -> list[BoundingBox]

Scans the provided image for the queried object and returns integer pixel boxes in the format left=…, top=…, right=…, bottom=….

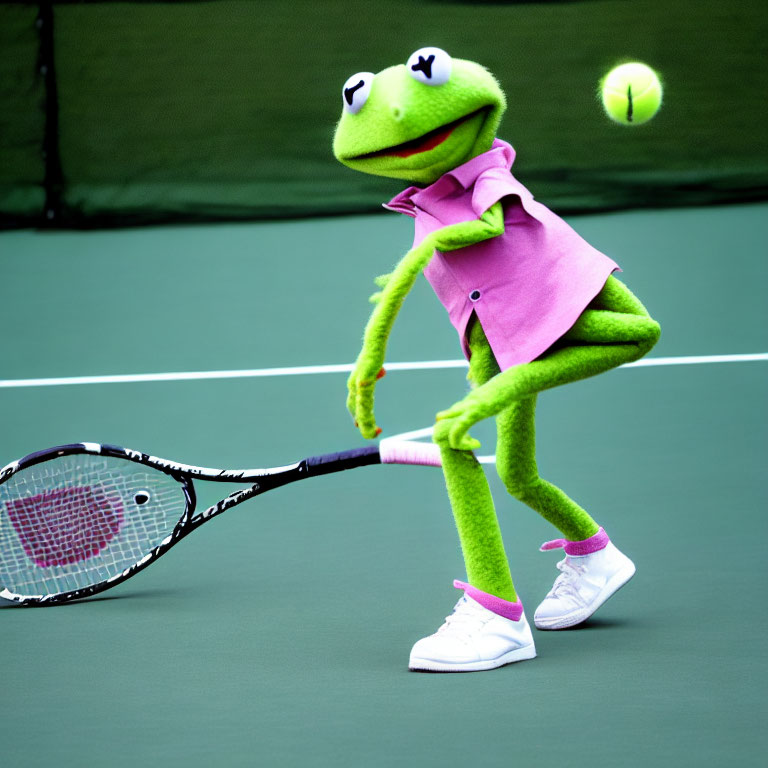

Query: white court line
left=0, top=352, right=765, bottom=389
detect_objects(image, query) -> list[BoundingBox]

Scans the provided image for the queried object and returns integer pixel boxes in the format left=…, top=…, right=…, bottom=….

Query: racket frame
left=0, top=441, right=382, bottom=606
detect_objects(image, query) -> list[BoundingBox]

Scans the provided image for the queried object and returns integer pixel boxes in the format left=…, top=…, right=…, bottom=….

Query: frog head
left=333, top=47, right=506, bottom=185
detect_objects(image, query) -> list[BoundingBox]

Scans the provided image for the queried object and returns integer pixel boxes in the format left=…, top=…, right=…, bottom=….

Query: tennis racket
left=0, top=439, right=441, bottom=605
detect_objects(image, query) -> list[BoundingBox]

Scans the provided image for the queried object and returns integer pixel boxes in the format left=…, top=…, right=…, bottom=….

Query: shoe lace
left=548, top=557, right=588, bottom=603
left=436, top=596, right=489, bottom=639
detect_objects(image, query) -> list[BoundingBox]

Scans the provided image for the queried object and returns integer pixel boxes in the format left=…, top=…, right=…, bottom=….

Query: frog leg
left=432, top=275, right=660, bottom=601
left=496, top=394, right=598, bottom=541
left=453, top=319, right=586, bottom=537
left=434, top=313, right=517, bottom=602
left=445, top=276, right=660, bottom=541
left=438, top=439, right=518, bottom=602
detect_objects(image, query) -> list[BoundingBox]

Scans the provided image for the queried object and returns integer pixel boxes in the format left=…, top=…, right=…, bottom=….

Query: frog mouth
left=354, top=109, right=486, bottom=160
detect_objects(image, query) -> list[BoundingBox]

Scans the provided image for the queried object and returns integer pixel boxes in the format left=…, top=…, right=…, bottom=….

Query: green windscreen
left=1, top=0, right=767, bottom=228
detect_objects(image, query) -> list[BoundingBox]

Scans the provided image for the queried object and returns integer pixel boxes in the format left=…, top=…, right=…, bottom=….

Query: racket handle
left=303, top=445, right=381, bottom=477
left=379, top=439, right=442, bottom=467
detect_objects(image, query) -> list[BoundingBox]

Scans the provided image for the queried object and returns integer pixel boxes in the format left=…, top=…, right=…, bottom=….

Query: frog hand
left=428, top=201, right=505, bottom=253
left=347, top=360, right=386, bottom=439
left=433, top=397, right=487, bottom=452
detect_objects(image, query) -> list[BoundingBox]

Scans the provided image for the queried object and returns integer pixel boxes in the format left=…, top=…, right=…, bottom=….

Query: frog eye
left=406, top=47, right=452, bottom=86
left=342, top=72, right=374, bottom=114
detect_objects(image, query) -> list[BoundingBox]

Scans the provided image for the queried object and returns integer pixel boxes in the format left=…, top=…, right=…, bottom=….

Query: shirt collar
left=383, top=138, right=516, bottom=215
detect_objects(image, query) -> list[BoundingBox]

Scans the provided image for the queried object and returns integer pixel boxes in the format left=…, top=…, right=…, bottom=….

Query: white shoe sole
left=409, top=643, right=537, bottom=673
left=534, top=560, right=636, bottom=630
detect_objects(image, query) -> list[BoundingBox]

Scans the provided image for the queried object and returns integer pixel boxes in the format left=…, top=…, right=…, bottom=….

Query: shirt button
left=469, top=290, right=481, bottom=301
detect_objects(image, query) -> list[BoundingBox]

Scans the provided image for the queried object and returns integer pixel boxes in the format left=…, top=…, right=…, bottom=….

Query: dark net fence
left=1, top=0, right=767, bottom=229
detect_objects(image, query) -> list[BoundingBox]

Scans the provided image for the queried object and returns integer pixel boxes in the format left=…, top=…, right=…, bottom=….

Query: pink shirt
left=384, top=139, right=619, bottom=370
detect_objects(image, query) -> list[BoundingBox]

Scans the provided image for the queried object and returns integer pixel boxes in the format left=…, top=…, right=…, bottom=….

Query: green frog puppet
left=333, top=48, right=660, bottom=672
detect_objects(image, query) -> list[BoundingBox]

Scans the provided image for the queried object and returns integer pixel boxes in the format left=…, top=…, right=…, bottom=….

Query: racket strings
left=8, top=484, right=124, bottom=567
left=0, top=455, right=187, bottom=597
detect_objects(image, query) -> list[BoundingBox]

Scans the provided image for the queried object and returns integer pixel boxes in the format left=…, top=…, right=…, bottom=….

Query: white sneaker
left=409, top=586, right=537, bottom=672
left=534, top=541, right=636, bottom=630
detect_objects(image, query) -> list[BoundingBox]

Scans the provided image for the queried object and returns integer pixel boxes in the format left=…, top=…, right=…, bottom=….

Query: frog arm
left=349, top=201, right=506, bottom=438
left=430, top=199, right=505, bottom=252
left=348, top=236, right=435, bottom=438
left=368, top=202, right=505, bottom=304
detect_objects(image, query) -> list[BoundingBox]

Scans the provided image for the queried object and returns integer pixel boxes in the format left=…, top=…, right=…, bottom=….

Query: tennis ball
left=600, top=62, right=662, bottom=125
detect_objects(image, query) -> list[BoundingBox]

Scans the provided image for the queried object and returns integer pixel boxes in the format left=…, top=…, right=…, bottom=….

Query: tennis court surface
left=1, top=202, right=766, bottom=767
